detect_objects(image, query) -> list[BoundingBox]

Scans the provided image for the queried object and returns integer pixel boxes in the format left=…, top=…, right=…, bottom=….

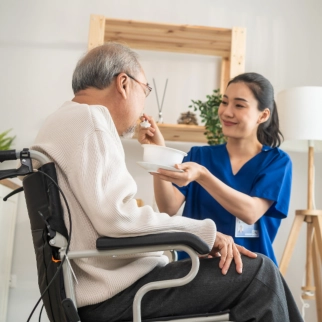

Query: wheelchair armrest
left=96, top=232, right=211, bottom=255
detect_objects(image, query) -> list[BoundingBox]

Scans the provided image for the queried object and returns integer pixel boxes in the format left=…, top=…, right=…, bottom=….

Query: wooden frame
left=87, top=15, right=246, bottom=143
left=88, top=15, right=246, bottom=90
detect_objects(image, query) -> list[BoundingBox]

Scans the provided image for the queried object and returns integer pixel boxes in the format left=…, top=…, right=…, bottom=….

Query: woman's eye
left=220, top=101, right=228, bottom=105
left=236, top=104, right=245, bottom=108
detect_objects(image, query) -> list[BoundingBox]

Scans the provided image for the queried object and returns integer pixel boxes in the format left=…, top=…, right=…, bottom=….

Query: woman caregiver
left=138, top=72, right=292, bottom=265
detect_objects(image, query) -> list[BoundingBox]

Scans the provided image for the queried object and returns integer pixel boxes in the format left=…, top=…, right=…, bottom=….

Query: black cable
left=38, top=304, right=44, bottom=322
left=26, top=169, right=73, bottom=322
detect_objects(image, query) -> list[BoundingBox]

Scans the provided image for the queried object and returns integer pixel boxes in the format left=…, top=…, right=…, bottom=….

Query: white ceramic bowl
left=142, top=144, right=187, bottom=167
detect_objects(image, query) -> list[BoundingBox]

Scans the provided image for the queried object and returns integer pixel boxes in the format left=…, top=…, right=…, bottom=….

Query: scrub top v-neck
left=175, top=143, right=292, bottom=265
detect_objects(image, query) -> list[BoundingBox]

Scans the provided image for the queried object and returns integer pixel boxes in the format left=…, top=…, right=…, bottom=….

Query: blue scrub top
left=175, top=144, right=292, bottom=265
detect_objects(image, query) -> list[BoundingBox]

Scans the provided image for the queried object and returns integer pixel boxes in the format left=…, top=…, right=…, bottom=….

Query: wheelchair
left=0, top=148, right=231, bottom=322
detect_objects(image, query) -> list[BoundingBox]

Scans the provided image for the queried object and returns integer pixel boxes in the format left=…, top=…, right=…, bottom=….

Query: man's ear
left=258, top=108, right=270, bottom=124
left=115, top=73, right=129, bottom=99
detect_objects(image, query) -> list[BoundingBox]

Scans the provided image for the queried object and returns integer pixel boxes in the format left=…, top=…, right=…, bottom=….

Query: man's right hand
left=209, top=232, right=257, bottom=275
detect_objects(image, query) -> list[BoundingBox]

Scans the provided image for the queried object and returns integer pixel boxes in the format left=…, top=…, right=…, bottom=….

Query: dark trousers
left=78, top=254, right=303, bottom=322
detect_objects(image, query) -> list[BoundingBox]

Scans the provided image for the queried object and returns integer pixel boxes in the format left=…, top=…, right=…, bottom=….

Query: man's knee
left=243, top=253, right=282, bottom=286
left=238, top=253, right=278, bottom=279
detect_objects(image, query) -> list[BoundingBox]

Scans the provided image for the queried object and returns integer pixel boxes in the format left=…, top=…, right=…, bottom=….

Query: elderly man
left=31, top=42, right=303, bottom=322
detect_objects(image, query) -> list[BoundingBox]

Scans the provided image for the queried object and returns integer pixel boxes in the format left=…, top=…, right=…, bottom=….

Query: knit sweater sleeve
left=68, top=129, right=216, bottom=249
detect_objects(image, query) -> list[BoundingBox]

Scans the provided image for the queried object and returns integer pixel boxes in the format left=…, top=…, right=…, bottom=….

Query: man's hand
left=137, top=114, right=165, bottom=146
left=210, top=232, right=257, bottom=275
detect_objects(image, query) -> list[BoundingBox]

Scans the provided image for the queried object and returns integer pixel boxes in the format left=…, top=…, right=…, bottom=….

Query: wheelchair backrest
left=23, top=162, right=69, bottom=322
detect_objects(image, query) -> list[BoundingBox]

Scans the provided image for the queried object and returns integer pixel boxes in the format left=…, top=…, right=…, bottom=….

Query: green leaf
left=189, top=89, right=226, bottom=145
left=0, top=129, right=16, bottom=151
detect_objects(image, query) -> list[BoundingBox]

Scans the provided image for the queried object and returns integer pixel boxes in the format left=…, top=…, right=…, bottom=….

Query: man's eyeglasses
left=114, top=73, right=152, bottom=97
left=127, top=74, right=152, bottom=97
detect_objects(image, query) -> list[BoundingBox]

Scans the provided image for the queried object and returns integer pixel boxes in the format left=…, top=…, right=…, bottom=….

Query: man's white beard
left=120, top=125, right=136, bottom=139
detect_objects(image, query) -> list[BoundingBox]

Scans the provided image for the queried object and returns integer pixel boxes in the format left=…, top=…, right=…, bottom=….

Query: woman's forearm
left=153, top=176, right=185, bottom=215
left=197, top=167, right=272, bottom=224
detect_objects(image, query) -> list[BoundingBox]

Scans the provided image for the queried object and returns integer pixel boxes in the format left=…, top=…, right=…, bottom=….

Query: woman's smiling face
left=219, top=82, right=269, bottom=141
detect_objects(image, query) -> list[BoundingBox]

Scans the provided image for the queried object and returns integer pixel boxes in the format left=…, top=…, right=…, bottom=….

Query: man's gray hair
left=72, top=42, right=141, bottom=94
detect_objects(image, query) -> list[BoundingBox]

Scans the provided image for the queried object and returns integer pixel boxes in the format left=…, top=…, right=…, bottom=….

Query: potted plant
left=189, top=89, right=226, bottom=145
left=0, top=129, right=16, bottom=150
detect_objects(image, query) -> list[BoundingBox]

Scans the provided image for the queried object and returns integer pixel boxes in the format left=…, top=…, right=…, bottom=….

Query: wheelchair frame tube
left=60, top=245, right=205, bottom=322
left=60, top=248, right=78, bottom=307
left=132, top=245, right=200, bottom=322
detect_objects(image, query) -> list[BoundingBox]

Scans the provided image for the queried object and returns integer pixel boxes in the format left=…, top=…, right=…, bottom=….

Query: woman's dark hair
left=227, top=72, right=283, bottom=147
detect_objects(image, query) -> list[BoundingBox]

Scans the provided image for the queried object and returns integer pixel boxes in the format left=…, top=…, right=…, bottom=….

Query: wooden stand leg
left=312, top=215, right=322, bottom=322
left=312, top=234, right=322, bottom=322
left=313, top=215, right=322, bottom=260
left=302, top=221, right=315, bottom=300
left=279, top=213, right=305, bottom=275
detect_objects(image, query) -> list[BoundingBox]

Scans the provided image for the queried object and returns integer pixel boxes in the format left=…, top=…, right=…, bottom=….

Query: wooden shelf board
left=104, top=32, right=231, bottom=50
left=134, top=124, right=207, bottom=143
left=104, top=18, right=232, bottom=57
left=105, top=39, right=230, bottom=57
left=104, top=18, right=232, bottom=38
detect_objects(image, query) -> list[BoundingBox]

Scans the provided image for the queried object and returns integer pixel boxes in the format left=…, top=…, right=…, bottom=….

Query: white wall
left=0, top=0, right=321, bottom=321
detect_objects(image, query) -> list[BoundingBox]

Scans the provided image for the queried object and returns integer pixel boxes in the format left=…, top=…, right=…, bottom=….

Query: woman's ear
left=115, top=73, right=129, bottom=99
left=258, top=108, right=270, bottom=124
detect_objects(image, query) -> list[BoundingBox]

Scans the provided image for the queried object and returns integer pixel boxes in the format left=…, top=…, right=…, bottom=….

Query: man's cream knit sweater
left=31, top=101, right=217, bottom=308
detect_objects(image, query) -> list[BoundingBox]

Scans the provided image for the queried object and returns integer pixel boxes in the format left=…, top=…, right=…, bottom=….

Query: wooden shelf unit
left=87, top=15, right=246, bottom=143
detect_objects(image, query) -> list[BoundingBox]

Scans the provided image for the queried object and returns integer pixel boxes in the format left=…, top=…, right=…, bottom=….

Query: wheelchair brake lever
left=0, top=166, right=31, bottom=180
left=3, top=186, right=24, bottom=201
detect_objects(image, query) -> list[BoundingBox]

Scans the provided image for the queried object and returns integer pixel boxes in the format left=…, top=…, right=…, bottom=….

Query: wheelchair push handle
left=0, top=149, right=35, bottom=181
left=0, top=149, right=51, bottom=167
left=0, top=149, right=18, bottom=163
